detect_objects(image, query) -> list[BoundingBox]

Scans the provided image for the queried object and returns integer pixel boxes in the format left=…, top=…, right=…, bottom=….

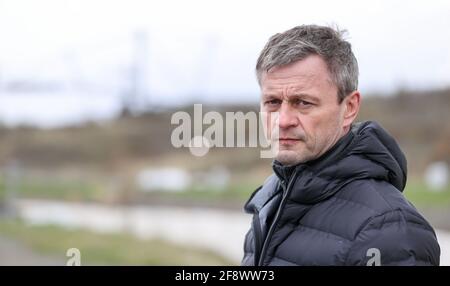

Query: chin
left=276, top=150, right=307, bottom=166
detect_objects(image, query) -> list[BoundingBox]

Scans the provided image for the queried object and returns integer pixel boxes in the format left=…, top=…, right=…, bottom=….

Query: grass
left=152, top=183, right=257, bottom=201
left=404, top=179, right=450, bottom=207
left=0, top=219, right=233, bottom=265
left=0, top=176, right=103, bottom=202
left=0, top=175, right=259, bottom=207
left=2, top=174, right=450, bottom=209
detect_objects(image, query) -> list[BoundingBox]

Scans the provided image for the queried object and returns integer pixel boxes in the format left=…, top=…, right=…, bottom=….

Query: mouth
left=278, top=138, right=301, bottom=146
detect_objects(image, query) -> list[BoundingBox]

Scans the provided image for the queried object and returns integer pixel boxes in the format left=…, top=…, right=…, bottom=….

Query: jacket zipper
left=256, top=167, right=300, bottom=266
left=251, top=207, right=262, bottom=266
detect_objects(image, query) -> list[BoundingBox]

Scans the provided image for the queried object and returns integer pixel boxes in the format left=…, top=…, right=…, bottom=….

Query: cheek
left=319, top=108, right=344, bottom=138
left=303, top=108, right=340, bottom=139
left=299, top=115, right=318, bottom=138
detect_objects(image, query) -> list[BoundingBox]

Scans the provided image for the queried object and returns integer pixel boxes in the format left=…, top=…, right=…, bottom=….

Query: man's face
left=260, top=55, right=348, bottom=166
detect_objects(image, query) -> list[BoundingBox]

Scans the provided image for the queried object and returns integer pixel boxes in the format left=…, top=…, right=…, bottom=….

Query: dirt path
left=0, top=235, right=64, bottom=266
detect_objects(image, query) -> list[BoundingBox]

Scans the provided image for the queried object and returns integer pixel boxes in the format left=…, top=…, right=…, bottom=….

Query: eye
left=264, top=99, right=282, bottom=106
left=292, top=98, right=313, bottom=107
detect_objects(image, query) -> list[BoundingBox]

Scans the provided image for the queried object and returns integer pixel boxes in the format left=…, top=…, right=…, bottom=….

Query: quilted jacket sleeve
left=345, top=209, right=440, bottom=266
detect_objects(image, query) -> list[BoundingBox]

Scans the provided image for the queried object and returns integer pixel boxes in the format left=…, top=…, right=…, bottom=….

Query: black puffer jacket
left=242, top=121, right=440, bottom=266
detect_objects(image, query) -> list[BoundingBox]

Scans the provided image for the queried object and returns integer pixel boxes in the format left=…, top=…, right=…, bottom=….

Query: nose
left=278, top=101, right=299, bottom=130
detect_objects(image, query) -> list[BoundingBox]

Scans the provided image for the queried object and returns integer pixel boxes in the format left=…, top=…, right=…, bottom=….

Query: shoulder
left=336, top=178, right=438, bottom=238
left=337, top=179, right=440, bottom=265
left=344, top=207, right=440, bottom=265
left=337, top=178, right=417, bottom=215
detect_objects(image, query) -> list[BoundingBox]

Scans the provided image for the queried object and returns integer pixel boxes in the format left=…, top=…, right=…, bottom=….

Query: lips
left=278, top=138, right=301, bottom=145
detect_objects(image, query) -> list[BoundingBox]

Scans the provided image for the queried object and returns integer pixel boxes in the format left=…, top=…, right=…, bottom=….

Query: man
left=241, top=25, right=440, bottom=266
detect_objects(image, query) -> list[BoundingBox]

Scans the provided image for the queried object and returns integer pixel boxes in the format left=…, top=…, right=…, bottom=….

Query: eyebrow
left=262, top=93, right=320, bottom=103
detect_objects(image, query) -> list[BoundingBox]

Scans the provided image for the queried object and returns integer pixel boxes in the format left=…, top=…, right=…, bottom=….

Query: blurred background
left=0, top=0, right=450, bottom=265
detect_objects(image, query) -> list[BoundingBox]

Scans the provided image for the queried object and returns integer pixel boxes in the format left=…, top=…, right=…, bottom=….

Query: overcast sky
left=0, top=0, right=449, bottom=127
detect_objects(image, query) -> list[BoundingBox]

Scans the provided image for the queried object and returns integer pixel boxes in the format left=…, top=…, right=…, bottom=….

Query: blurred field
left=405, top=179, right=450, bottom=207
left=0, top=219, right=232, bottom=265
left=2, top=174, right=450, bottom=210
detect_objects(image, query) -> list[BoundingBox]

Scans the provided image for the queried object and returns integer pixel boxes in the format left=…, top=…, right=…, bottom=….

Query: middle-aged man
left=241, top=25, right=440, bottom=266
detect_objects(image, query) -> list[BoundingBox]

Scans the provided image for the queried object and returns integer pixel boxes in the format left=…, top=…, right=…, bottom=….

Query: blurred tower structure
left=121, top=30, right=149, bottom=115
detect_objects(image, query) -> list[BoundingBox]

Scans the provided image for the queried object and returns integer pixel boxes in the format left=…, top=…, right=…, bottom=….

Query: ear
left=342, top=90, right=361, bottom=129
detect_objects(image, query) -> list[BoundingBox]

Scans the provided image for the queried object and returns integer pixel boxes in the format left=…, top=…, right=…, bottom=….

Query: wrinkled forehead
left=260, top=72, right=336, bottom=99
left=259, top=55, right=335, bottom=90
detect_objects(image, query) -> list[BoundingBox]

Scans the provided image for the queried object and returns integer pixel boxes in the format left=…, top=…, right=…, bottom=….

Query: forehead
left=260, top=55, right=335, bottom=94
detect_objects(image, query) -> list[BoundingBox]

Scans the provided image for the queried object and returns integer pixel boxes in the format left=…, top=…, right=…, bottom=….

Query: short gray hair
left=256, top=25, right=359, bottom=103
